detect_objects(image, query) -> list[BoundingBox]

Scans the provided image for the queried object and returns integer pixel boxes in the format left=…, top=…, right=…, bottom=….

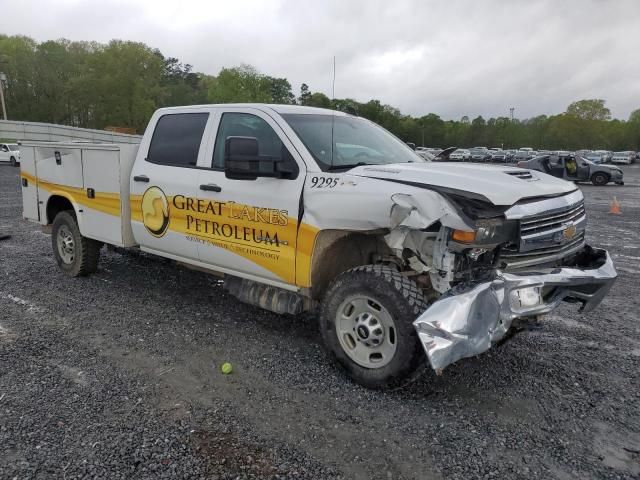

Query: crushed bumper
left=414, top=246, right=616, bottom=371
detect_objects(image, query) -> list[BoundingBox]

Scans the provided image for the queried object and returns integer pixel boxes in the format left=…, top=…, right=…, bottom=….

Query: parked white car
left=449, top=148, right=471, bottom=161
left=611, top=151, right=635, bottom=165
left=0, top=143, right=20, bottom=166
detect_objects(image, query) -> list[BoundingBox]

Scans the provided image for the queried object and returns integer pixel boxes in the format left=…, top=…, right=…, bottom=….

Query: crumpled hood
left=349, top=162, right=578, bottom=206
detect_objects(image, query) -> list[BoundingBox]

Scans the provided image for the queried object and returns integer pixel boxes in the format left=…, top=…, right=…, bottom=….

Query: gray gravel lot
left=1, top=163, right=639, bottom=479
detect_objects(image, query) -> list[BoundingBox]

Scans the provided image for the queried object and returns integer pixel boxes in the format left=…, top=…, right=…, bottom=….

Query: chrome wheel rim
left=336, top=295, right=397, bottom=368
left=57, top=225, right=75, bottom=264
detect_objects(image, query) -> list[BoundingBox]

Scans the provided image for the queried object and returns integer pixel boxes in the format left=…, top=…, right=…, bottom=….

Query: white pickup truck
left=1, top=143, right=21, bottom=166
left=19, top=104, right=616, bottom=389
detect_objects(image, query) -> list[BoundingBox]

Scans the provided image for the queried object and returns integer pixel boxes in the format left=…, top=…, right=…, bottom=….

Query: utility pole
left=0, top=73, right=7, bottom=120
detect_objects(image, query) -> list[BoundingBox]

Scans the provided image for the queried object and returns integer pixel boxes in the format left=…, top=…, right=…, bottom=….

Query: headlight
left=451, top=219, right=517, bottom=246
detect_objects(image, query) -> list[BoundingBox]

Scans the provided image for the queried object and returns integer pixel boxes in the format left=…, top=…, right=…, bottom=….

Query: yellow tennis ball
left=221, top=362, right=233, bottom=374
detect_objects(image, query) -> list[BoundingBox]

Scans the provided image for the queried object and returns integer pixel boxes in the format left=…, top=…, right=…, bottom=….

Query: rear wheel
left=591, top=172, right=609, bottom=186
left=319, top=265, right=430, bottom=389
left=51, top=210, right=102, bottom=276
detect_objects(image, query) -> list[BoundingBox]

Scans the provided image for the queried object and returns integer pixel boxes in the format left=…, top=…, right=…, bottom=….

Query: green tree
left=207, top=64, right=272, bottom=104
left=299, top=83, right=311, bottom=105
left=566, top=99, right=611, bottom=121
left=268, top=77, right=295, bottom=104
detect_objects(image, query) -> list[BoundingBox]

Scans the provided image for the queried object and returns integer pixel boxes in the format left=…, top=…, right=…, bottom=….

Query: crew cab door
left=130, top=110, right=211, bottom=261
left=195, top=108, right=305, bottom=287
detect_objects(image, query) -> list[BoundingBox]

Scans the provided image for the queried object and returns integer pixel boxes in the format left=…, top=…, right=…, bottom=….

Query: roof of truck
left=155, top=104, right=351, bottom=116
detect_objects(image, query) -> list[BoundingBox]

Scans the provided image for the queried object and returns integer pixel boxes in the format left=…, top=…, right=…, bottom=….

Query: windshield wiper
left=326, top=162, right=370, bottom=171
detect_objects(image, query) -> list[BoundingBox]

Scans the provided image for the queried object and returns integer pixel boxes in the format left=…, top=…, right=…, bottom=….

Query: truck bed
left=20, top=141, right=139, bottom=247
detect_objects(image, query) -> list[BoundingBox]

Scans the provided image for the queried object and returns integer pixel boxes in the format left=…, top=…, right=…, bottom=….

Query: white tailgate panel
left=82, top=149, right=124, bottom=246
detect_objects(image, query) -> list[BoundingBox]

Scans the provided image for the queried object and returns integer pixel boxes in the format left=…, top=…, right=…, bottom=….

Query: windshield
left=281, top=114, right=422, bottom=170
left=8, top=144, right=18, bottom=150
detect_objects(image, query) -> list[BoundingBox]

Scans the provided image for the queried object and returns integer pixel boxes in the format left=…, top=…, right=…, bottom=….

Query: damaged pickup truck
left=19, top=104, right=616, bottom=389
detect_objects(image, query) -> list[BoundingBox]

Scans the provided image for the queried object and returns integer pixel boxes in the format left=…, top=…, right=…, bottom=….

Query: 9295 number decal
left=310, top=176, right=339, bottom=188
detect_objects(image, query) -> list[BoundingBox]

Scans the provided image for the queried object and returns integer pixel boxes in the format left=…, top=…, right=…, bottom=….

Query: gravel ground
left=1, top=163, right=639, bottom=480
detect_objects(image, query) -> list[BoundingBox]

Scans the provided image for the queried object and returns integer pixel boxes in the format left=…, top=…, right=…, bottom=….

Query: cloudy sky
left=3, top=0, right=638, bottom=120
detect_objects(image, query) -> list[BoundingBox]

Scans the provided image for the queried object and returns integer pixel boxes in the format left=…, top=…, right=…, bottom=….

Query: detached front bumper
left=414, top=246, right=616, bottom=371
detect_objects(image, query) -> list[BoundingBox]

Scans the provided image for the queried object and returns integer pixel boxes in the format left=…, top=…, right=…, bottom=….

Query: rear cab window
left=146, top=112, right=209, bottom=167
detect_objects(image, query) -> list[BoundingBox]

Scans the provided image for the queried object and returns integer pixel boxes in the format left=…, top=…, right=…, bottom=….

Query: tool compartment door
left=35, top=146, right=84, bottom=189
left=81, top=147, right=125, bottom=246
left=19, top=145, right=40, bottom=222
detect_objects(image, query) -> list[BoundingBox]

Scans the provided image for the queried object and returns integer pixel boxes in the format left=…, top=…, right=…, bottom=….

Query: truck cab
left=20, top=104, right=616, bottom=389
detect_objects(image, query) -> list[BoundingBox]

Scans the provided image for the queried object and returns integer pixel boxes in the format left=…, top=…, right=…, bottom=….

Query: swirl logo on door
left=141, top=186, right=170, bottom=237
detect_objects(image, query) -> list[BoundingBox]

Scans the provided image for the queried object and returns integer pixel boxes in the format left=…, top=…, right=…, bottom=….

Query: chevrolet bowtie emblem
left=562, top=224, right=577, bottom=240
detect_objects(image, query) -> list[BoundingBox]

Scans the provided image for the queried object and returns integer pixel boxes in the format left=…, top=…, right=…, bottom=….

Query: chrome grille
left=520, top=202, right=586, bottom=236
left=501, top=232, right=585, bottom=268
left=501, top=199, right=587, bottom=269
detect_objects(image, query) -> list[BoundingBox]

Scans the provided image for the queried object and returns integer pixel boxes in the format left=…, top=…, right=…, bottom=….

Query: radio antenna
left=332, top=56, right=336, bottom=99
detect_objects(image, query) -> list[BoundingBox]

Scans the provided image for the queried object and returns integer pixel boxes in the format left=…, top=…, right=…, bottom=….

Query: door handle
left=133, top=175, right=149, bottom=183
left=199, top=184, right=222, bottom=192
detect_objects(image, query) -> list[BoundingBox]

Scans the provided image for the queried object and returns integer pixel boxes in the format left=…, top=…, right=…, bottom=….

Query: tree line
left=1, top=35, right=639, bottom=151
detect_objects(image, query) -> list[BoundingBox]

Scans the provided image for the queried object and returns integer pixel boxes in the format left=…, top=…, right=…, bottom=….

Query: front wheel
left=591, top=172, right=610, bottom=186
left=51, top=210, right=102, bottom=276
left=10, top=156, right=17, bottom=167
left=319, top=265, right=430, bottom=389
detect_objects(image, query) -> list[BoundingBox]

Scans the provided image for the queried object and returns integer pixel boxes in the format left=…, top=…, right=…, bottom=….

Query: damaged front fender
left=413, top=246, right=617, bottom=371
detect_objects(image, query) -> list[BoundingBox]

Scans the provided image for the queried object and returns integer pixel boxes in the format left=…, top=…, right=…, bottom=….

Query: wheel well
left=47, top=196, right=75, bottom=224
left=309, top=230, right=392, bottom=300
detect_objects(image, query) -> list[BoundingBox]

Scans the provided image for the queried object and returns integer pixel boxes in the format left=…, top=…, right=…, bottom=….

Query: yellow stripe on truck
left=24, top=173, right=122, bottom=218
left=130, top=193, right=319, bottom=286
left=25, top=172, right=320, bottom=288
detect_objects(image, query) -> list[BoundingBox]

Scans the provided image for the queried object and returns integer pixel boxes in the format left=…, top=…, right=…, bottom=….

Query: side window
left=147, top=113, right=209, bottom=167
left=212, top=113, right=295, bottom=171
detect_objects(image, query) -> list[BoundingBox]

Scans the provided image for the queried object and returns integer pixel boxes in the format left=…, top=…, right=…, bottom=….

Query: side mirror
left=224, top=136, right=272, bottom=180
left=406, top=142, right=416, bottom=151
left=224, top=136, right=297, bottom=180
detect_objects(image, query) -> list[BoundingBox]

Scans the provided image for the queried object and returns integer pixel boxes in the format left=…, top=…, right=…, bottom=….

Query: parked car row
left=420, top=145, right=639, bottom=165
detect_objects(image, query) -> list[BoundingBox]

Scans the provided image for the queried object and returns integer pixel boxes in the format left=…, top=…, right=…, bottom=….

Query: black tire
left=51, top=210, right=101, bottom=276
left=591, top=172, right=609, bottom=186
left=10, top=156, right=17, bottom=167
left=319, top=265, right=430, bottom=389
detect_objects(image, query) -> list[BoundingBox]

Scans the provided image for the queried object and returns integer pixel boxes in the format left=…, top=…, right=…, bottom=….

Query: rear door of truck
left=129, top=109, right=210, bottom=262
left=195, top=107, right=306, bottom=287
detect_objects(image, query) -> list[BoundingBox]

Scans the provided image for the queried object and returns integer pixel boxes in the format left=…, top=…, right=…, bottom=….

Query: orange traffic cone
left=609, top=196, right=622, bottom=215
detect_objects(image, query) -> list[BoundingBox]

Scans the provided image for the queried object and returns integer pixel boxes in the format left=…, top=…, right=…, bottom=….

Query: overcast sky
left=3, top=0, right=638, bottom=120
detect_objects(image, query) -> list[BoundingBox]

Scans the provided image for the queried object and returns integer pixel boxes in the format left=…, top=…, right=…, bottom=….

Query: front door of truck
left=195, top=108, right=306, bottom=287
left=130, top=110, right=211, bottom=262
